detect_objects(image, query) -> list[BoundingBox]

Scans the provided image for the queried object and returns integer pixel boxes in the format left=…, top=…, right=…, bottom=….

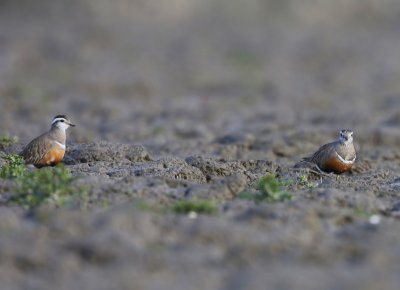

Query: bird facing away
left=20, top=115, right=75, bottom=168
left=301, top=130, right=356, bottom=174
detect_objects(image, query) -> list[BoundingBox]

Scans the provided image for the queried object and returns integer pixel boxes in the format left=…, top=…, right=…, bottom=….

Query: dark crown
left=340, top=129, right=353, bottom=134
left=53, top=115, right=67, bottom=120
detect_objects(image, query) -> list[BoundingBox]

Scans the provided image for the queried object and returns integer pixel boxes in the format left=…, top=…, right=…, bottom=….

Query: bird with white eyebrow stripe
left=298, top=129, right=356, bottom=174
left=20, top=115, right=75, bottom=168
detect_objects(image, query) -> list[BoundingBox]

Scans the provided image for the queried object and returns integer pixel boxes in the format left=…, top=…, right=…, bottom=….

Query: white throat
left=339, top=136, right=353, bottom=145
left=54, top=122, right=70, bottom=131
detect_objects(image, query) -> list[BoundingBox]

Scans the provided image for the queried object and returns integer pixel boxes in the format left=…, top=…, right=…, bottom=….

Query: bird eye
left=61, top=120, right=65, bottom=122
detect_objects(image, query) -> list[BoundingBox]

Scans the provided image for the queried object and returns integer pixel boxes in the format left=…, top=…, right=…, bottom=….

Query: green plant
left=0, top=134, right=18, bottom=149
left=239, top=174, right=292, bottom=203
left=297, top=174, right=318, bottom=189
left=130, top=200, right=162, bottom=213
left=152, top=127, right=165, bottom=135
left=10, top=165, right=86, bottom=209
left=0, top=154, right=26, bottom=179
left=172, top=199, right=217, bottom=214
left=256, top=174, right=292, bottom=203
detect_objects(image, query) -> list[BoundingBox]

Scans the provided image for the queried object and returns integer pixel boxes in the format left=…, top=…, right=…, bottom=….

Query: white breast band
left=55, top=141, right=66, bottom=150
left=335, top=152, right=356, bottom=164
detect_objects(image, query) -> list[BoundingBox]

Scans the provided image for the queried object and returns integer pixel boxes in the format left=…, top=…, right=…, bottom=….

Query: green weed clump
left=297, top=174, right=318, bottom=189
left=240, top=174, right=292, bottom=203
left=172, top=199, right=217, bottom=214
left=0, top=134, right=18, bottom=149
left=0, top=154, right=86, bottom=209
left=0, top=154, right=26, bottom=179
left=11, top=165, right=78, bottom=208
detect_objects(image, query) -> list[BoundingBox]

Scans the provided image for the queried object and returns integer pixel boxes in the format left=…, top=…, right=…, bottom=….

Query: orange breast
left=40, top=147, right=65, bottom=166
left=319, top=155, right=353, bottom=174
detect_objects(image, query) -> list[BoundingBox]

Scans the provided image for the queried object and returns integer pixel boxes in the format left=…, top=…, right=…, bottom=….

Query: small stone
left=188, top=211, right=198, bottom=219
left=369, top=215, right=381, bottom=225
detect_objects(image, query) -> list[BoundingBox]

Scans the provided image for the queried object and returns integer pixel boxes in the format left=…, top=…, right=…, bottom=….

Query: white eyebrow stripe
left=55, top=141, right=66, bottom=150
left=336, top=152, right=356, bottom=164
left=52, top=118, right=66, bottom=125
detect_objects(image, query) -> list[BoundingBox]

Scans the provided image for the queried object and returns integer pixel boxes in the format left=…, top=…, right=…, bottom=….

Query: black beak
left=69, top=123, right=76, bottom=127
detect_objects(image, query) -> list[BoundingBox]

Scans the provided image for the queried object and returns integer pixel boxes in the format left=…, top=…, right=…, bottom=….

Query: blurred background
left=0, top=0, right=400, bottom=145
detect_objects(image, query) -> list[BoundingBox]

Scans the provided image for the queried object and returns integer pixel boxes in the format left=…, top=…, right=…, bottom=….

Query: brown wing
left=303, top=141, right=337, bottom=165
left=20, top=133, right=55, bottom=165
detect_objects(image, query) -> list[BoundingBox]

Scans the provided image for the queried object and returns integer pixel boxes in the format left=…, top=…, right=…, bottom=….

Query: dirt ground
left=1, top=1, right=400, bottom=289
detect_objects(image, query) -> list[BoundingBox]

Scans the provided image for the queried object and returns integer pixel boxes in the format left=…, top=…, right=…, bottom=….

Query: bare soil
left=1, top=1, right=400, bottom=289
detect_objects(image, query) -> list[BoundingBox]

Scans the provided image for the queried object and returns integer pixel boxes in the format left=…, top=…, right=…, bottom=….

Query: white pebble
left=369, top=214, right=381, bottom=225
left=188, top=211, right=198, bottom=219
